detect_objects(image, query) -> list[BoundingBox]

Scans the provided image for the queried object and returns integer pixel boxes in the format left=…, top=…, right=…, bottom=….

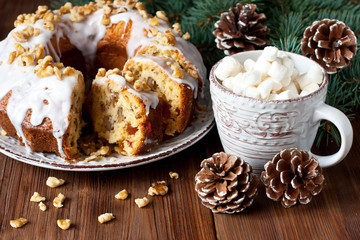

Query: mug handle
left=310, top=103, right=353, bottom=167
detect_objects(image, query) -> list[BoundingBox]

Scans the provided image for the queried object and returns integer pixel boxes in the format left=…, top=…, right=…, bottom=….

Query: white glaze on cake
left=0, top=3, right=205, bottom=157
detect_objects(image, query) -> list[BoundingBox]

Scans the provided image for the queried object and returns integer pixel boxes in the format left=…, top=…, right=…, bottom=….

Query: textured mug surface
left=210, top=51, right=353, bottom=173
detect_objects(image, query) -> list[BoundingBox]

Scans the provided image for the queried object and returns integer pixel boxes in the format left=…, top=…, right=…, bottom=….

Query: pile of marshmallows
left=214, top=46, right=324, bottom=100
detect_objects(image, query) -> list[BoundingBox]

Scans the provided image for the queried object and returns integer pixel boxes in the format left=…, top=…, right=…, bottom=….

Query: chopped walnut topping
left=57, top=219, right=71, bottom=230
left=98, top=213, right=115, bottom=224
left=7, top=51, right=16, bottom=64
left=148, top=181, right=168, bottom=196
left=182, top=32, right=190, bottom=40
left=30, top=192, right=46, bottom=202
left=115, top=189, right=128, bottom=200
left=135, top=197, right=149, bottom=208
left=149, top=28, right=159, bottom=37
left=124, top=70, right=135, bottom=82
left=59, top=2, right=72, bottom=15
left=39, top=202, right=47, bottom=211
left=101, top=15, right=111, bottom=26
left=53, top=193, right=66, bottom=208
left=148, top=18, right=159, bottom=26
left=10, top=218, right=28, bottom=229
left=171, top=62, right=184, bottom=78
left=156, top=11, right=168, bottom=22
left=105, top=68, right=121, bottom=77
left=158, top=29, right=176, bottom=46
left=139, top=10, right=148, bottom=18
left=63, top=66, right=76, bottom=76
left=169, top=171, right=179, bottom=179
left=125, top=0, right=137, bottom=9
left=54, top=66, right=62, bottom=80
left=134, top=79, right=151, bottom=91
left=135, top=2, right=145, bottom=11
left=172, top=23, right=182, bottom=36
left=1, top=129, right=7, bottom=136
left=35, top=5, right=48, bottom=15
left=96, top=68, right=107, bottom=78
left=14, top=13, right=38, bottom=27
left=46, top=176, right=65, bottom=188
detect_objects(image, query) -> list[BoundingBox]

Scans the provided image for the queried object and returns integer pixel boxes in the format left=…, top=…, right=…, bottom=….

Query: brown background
left=0, top=1, right=359, bottom=239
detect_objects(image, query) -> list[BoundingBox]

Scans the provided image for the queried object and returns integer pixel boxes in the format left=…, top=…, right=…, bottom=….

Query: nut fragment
left=57, top=219, right=71, bottom=230
left=156, top=11, right=168, bottom=22
left=98, top=213, right=115, bottom=224
left=172, top=23, right=182, bottom=36
left=63, top=66, right=76, bottom=76
left=53, top=193, right=66, bottom=208
left=182, top=32, right=190, bottom=40
left=169, top=171, right=179, bottom=179
left=10, top=218, right=28, bottom=229
left=148, top=18, right=159, bottom=26
left=84, top=146, right=110, bottom=162
left=135, top=197, right=150, bottom=208
left=30, top=192, right=46, bottom=202
left=46, top=176, right=65, bottom=188
left=39, top=202, right=47, bottom=211
left=148, top=181, right=168, bottom=196
left=115, top=189, right=128, bottom=200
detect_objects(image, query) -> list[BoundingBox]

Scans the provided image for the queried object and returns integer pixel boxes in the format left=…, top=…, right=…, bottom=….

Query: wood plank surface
left=0, top=1, right=359, bottom=239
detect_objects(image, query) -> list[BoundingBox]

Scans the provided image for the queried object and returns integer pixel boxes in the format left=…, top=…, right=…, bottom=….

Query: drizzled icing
left=0, top=3, right=205, bottom=157
left=128, top=55, right=199, bottom=98
left=94, top=74, right=159, bottom=115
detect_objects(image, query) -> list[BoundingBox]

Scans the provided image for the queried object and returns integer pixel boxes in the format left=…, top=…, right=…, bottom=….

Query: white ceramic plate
left=0, top=85, right=214, bottom=171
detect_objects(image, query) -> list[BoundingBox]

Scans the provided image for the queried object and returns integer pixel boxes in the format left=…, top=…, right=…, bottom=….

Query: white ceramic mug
left=210, top=50, right=353, bottom=173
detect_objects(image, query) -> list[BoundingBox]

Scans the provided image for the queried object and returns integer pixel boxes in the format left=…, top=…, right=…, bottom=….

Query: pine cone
left=195, top=152, right=258, bottom=214
left=261, top=148, right=325, bottom=208
left=301, top=19, right=357, bottom=74
left=213, top=3, right=269, bottom=55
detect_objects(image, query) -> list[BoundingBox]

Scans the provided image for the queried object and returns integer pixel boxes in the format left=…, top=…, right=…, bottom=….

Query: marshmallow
left=244, top=59, right=256, bottom=71
left=283, top=82, right=299, bottom=94
left=257, top=78, right=273, bottom=99
left=262, top=46, right=279, bottom=62
left=254, top=57, right=272, bottom=78
left=245, top=86, right=260, bottom=99
left=303, top=82, right=320, bottom=93
left=214, top=56, right=243, bottom=81
left=217, top=46, right=322, bottom=100
left=222, top=76, right=234, bottom=91
left=268, top=60, right=288, bottom=81
left=307, top=65, right=323, bottom=85
left=243, top=70, right=262, bottom=87
left=296, top=73, right=314, bottom=90
left=275, top=90, right=298, bottom=100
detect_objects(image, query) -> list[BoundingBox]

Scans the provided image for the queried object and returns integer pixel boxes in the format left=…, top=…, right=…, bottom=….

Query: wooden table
left=0, top=1, right=359, bottom=239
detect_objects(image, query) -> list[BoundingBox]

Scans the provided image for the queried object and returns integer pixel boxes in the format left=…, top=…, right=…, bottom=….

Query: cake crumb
left=115, top=189, right=128, bottom=200
left=135, top=197, right=149, bottom=208
left=148, top=181, right=168, bottom=196
left=57, top=219, right=71, bottom=230
left=46, top=176, right=65, bottom=188
left=53, top=193, right=65, bottom=208
left=110, top=158, right=117, bottom=162
left=1, top=129, right=7, bottom=136
left=10, top=218, right=28, bottom=228
left=30, top=192, right=46, bottom=202
left=98, top=213, right=115, bottom=224
left=85, top=146, right=110, bottom=162
left=169, top=171, right=179, bottom=179
left=39, top=202, right=47, bottom=211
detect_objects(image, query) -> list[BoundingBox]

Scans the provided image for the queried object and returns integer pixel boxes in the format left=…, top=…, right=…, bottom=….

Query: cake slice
left=89, top=69, right=163, bottom=156
left=123, top=55, right=198, bottom=136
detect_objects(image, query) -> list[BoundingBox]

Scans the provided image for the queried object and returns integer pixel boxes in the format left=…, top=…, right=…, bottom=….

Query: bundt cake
left=0, top=0, right=206, bottom=159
